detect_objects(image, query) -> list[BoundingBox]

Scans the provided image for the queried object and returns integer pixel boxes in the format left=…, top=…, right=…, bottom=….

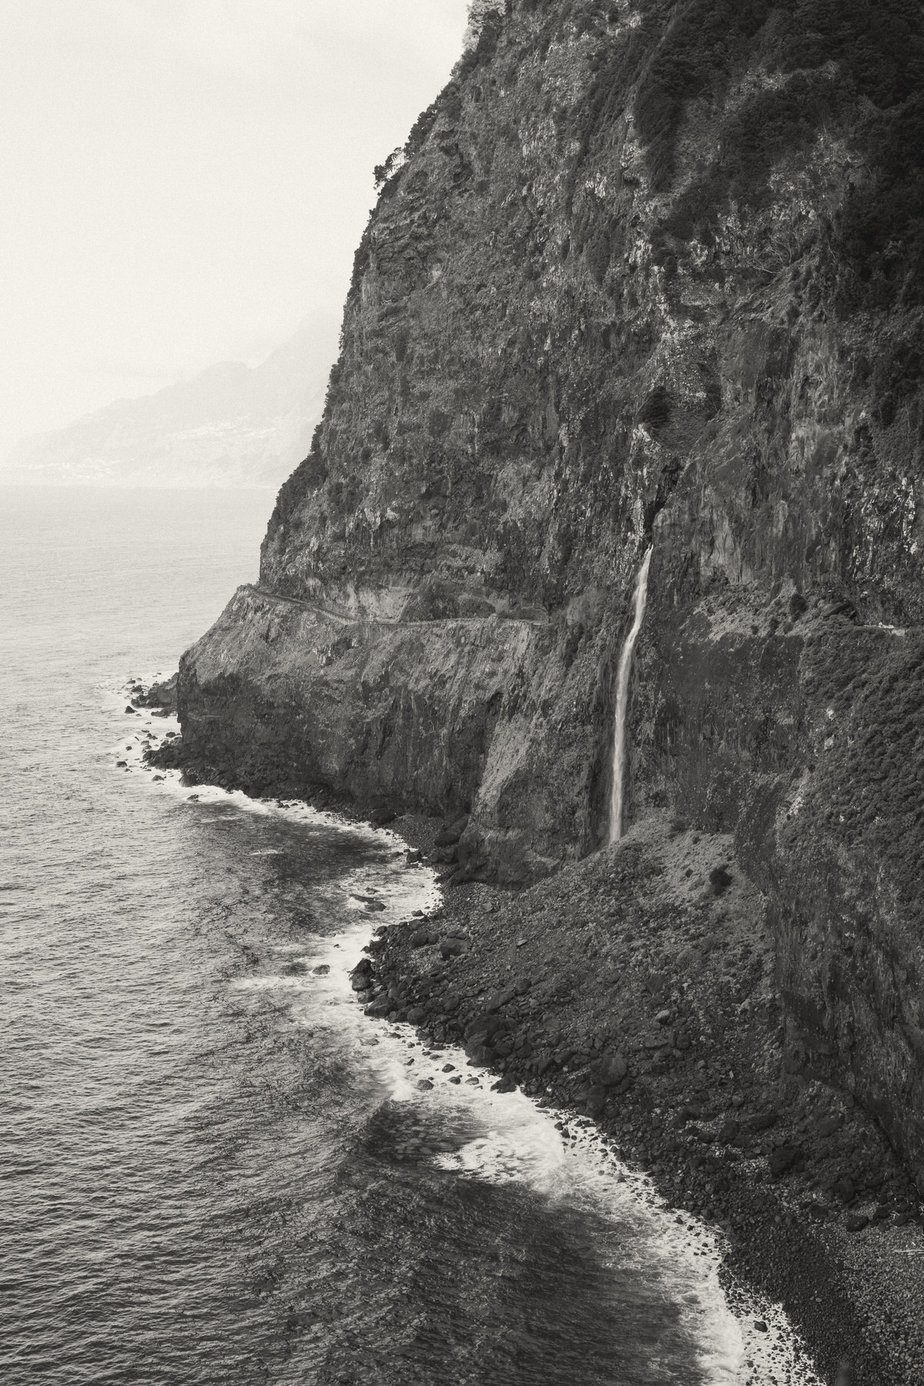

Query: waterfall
left=607, top=546, right=653, bottom=845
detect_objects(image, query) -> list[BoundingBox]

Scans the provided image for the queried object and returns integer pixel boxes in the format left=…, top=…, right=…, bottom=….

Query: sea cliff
left=168, top=3, right=924, bottom=1372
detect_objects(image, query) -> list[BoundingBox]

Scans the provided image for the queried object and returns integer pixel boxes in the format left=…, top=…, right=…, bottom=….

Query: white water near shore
left=115, top=685, right=823, bottom=1386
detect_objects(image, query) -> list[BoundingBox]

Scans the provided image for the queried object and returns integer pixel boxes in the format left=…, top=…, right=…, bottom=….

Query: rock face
left=178, top=3, right=924, bottom=1174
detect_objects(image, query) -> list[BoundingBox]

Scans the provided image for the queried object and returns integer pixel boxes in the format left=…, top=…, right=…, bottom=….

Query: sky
left=0, top=0, right=468, bottom=455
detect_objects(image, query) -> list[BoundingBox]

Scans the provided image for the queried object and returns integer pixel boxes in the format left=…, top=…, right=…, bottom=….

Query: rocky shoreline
left=360, top=813, right=924, bottom=1386
left=141, top=699, right=923, bottom=1386
left=122, top=0, right=924, bottom=1376
left=156, top=7, right=924, bottom=1378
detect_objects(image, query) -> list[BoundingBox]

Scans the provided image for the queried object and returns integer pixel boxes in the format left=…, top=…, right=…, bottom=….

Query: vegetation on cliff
left=175, top=0, right=924, bottom=1278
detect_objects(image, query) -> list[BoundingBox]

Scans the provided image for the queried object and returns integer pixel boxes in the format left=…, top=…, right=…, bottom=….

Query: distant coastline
left=1, top=317, right=334, bottom=492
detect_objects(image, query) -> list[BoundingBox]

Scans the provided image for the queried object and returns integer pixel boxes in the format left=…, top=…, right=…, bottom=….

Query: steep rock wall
left=178, top=0, right=924, bottom=1170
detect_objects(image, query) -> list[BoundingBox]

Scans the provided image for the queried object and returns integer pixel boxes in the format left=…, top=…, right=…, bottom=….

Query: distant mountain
left=1, top=317, right=335, bottom=489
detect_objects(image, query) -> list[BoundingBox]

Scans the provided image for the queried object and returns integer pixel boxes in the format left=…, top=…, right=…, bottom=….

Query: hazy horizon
left=1, top=0, right=468, bottom=459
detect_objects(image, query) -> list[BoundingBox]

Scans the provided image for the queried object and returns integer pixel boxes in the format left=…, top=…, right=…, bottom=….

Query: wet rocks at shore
left=350, top=809, right=924, bottom=1386
left=137, top=716, right=924, bottom=1386
left=128, top=673, right=178, bottom=714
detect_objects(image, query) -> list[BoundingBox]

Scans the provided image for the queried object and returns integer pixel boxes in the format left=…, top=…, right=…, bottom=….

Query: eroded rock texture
left=178, top=1, right=924, bottom=1174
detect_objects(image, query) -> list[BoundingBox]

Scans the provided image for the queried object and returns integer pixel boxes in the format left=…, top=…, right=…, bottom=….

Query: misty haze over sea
left=0, top=316, right=336, bottom=492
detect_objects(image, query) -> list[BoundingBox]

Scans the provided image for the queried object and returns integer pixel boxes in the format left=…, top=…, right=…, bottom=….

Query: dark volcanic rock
left=435, top=815, right=468, bottom=848
left=439, top=937, right=468, bottom=960
left=175, top=4, right=924, bottom=904
left=364, top=815, right=924, bottom=1386
left=168, top=0, right=924, bottom=1287
left=768, top=1144, right=804, bottom=1180
left=134, top=673, right=178, bottom=712
left=596, top=1052, right=629, bottom=1086
left=364, top=996, right=393, bottom=1019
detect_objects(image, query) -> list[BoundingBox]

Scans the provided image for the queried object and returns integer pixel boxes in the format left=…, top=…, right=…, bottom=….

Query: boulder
left=465, top=1040, right=494, bottom=1067
left=492, top=1076, right=518, bottom=1093
left=584, top=1086, right=608, bottom=1116
left=718, top=1120, right=741, bottom=1146
left=485, top=985, right=517, bottom=1012
left=596, top=1052, right=629, bottom=1086
left=435, top=815, right=469, bottom=848
left=439, top=937, right=468, bottom=959
left=365, top=996, right=393, bottom=1019
left=768, top=1144, right=803, bottom=1179
left=464, top=1013, right=503, bottom=1045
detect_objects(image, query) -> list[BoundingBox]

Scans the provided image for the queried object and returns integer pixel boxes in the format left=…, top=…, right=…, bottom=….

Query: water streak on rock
left=608, top=547, right=652, bottom=845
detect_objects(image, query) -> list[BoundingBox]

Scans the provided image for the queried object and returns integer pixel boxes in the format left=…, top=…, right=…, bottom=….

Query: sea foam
left=116, top=681, right=823, bottom=1386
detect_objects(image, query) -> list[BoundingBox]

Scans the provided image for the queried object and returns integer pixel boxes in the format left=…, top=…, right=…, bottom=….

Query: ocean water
left=0, top=486, right=820, bottom=1386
